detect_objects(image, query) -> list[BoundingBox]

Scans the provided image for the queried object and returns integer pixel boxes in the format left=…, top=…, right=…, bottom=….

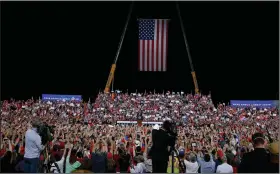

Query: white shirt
left=130, top=162, right=147, bottom=173
left=184, top=160, right=199, bottom=173
left=216, top=163, right=233, bottom=173
left=50, top=157, right=64, bottom=173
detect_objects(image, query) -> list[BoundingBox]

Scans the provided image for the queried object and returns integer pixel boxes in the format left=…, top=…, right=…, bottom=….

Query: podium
left=137, top=114, right=143, bottom=127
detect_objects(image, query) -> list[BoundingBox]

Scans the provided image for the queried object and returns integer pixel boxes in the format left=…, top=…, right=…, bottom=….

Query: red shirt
left=129, top=147, right=134, bottom=158
left=59, top=141, right=65, bottom=149
left=107, top=152, right=113, bottom=159
left=113, top=154, right=120, bottom=172
left=20, top=147, right=25, bottom=155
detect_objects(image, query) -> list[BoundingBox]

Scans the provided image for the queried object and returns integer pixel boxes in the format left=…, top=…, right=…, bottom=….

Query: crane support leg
left=103, top=2, right=134, bottom=93
left=176, top=2, right=200, bottom=94
left=191, top=71, right=199, bottom=94
left=104, top=64, right=116, bottom=93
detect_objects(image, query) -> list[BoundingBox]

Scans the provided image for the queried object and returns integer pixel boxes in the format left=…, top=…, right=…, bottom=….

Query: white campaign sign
left=116, top=121, right=163, bottom=125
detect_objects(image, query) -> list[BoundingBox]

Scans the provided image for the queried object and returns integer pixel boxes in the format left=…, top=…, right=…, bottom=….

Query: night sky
left=1, top=1, right=279, bottom=104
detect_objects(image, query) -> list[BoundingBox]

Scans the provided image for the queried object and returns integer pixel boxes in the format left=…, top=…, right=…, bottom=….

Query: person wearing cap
left=177, top=148, right=186, bottom=173
left=238, top=132, right=272, bottom=173
left=24, top=119, right=44, bottom=173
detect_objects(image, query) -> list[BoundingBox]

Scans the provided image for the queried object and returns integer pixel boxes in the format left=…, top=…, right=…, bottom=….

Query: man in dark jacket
left=149, top=121, right=176, bottom=173
left=238, top=133, right=271, bottom=173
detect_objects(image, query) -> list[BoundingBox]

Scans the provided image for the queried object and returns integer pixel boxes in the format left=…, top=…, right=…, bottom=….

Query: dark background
left=1, top=1, right=279, bottom=104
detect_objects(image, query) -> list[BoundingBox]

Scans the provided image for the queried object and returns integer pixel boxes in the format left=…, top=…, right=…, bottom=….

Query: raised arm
left=11, top=131, right=17, bottom=146
left=66, top=144, right=73, bottom=163
left=102, top=139, right=107, bottom=153
left=8, top=140, right=13, bottom=152
left=61, top=145, right=67, bottom=160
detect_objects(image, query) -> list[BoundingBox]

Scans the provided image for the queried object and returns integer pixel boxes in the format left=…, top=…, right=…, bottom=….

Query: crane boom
left=176, top=2, right=200, bottom=94
left=104, top=2, right=134, bottom=93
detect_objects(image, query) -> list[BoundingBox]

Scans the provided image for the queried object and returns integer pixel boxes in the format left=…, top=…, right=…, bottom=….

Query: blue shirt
left=197, top=154, right=216, bottom=173
left=24, top=128, right=44, bottom=158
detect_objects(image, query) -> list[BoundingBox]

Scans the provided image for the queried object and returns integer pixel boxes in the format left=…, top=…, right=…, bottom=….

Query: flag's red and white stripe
left=139, top=19, right=169, bottom=72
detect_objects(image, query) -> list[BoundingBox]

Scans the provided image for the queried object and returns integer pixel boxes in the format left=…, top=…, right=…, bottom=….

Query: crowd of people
left=0, top=91, right=279, bottom=173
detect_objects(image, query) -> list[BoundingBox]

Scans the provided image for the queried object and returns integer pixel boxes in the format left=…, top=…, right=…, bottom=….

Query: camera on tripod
left=164, top=120, right=186, bottom=173
left=38, top=123, right=55, bottom=145
left=165, top=120, right=178, bottom=139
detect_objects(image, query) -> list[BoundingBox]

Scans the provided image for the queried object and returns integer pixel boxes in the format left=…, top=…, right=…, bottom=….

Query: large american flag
left=138, top=19, right=169, bottom=72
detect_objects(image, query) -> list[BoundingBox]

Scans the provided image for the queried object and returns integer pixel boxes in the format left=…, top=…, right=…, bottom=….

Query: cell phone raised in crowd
left=192, top=142, right=197, bottom=147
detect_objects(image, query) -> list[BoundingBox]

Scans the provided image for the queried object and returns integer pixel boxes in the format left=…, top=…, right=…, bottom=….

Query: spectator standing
left=238, top=133, right=271, bottom=173
left=24, top=120, right=44, bottom=173
left=49, top=145, right=67, bottom=173
left=62, top=144, right=81, bottom=173
left=197, top=152, right=215, bottom=173
left=184, top=152, right=199, bottom=173
left=118, top=143, right=131, bottom=173
left=107, top=156, right=117, bottom=172
left=91, top=140, right=107, bottom=173
left=216, top=156, right=233, bottom=173
left=143, top=147, right=152, bottom=173
left=130, top=155, right=147, bottom=173
left=213, top=149, right=223, bottom=172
